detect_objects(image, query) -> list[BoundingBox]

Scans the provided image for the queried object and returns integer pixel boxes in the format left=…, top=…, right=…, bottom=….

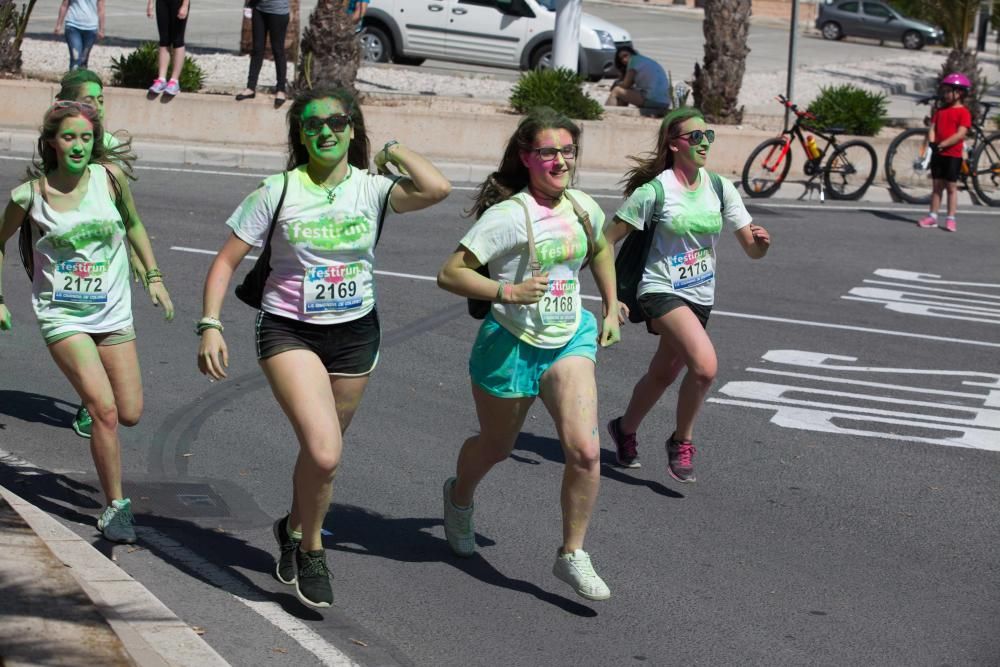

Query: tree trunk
left=692, top=0, right=751, bottom=124
left=295, top=0, right=360, bottom=95
left=0, top=0, right=37, bottom=77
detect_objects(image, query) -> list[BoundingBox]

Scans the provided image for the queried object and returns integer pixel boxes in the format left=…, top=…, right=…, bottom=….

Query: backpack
left=467, top=191, right=595, bottom=319
left=615, top=172, right=726, bottom=324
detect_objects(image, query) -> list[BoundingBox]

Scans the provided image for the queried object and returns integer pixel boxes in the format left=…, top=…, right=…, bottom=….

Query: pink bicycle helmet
left=941, top=72, right=972, bottom=90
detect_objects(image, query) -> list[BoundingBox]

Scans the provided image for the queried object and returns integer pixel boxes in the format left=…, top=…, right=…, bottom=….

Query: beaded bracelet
left=145, top=268, right=164, bottom=282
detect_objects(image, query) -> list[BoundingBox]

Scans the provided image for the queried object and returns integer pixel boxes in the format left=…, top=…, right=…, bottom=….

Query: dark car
left=816, top=0, right=944, bottom=50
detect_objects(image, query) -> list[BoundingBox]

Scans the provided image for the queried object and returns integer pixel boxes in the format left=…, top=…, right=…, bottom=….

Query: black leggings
left=156, top=0, right=188, bottom=48
left=247, top=9, right=290, bottom=92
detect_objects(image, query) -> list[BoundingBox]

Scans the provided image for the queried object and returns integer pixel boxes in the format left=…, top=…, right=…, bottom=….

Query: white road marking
left=710, top=350, right=1000, bottom=451
left=170, top=246, right=1000, bottom=348
left=845, top=269, right=1000, bottom=325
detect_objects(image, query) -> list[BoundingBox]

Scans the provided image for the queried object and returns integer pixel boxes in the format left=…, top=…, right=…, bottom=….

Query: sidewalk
left=0, top=482, right=229, bottom=666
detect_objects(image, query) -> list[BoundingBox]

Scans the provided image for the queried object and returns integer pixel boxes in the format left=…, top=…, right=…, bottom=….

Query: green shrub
left=110, top=42, right=206, bottom=92
left=806, top=84, right=888, bottom=136
left=510, top=68, right=603, bottom=121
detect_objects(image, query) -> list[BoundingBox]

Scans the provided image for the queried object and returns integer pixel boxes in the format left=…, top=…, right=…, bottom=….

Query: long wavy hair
left=621, top=106, right=704, bottom=197
left=28, top=102, right=133, bottom=179
left=468, top=107, right=581, bottom=219
left=285, top=86, right=370, bottom=171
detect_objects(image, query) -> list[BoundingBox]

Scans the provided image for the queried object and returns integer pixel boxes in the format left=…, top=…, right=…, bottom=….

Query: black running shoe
left=607, top=417, right=641, bottom=468
left=295, top=549, right=333, bottom=608
left=272, top=515, right=299, bottom=585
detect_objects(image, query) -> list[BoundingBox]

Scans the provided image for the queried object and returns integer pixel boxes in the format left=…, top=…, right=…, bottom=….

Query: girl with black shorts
left=603, top=107, right=770, bottom=481
left=197, top=86, right=450, bottom=608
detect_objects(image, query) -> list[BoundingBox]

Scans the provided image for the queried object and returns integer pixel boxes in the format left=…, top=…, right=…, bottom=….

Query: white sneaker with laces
left=553, top=548, right=610, bottom=600
left=442, top=477, right=475, bottom=557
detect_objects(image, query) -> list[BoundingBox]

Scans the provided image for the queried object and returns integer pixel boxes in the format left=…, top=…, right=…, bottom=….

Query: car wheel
left=821, top=21, right=842, bottom=41
left=360, top=26, right=392, bottom=63
left=902, top=30, right=925, bottom=50
left=530, top=44, right=553, bottom=70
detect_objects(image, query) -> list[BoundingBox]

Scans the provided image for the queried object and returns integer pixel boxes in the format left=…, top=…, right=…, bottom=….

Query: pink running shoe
left=666, top=436, right=697, bottom=483
left=917, top=216, right=937, bottom=228
left=148, top=78, right=167, bottom=94
left=944, top=218, right=957, bottom=232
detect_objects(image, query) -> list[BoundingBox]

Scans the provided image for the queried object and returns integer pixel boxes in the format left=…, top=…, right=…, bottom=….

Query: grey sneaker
left=666, top=436, right=697, bottom=483
left=272, top=515, right=299, bottom=585
left=97, top=498, right=136, bottom=544
left=164, top=79, right=180, bottom=96
left=553, top=548, right=610, bottom=601
left=442, top=477, right=475, bottom=557
left=148, top=78, right=167, bottom=94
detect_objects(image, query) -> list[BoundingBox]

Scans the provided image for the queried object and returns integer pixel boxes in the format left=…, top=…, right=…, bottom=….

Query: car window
left=837, top=1, right=859, bottom=12
left=863, top=3, right=892, bottom=18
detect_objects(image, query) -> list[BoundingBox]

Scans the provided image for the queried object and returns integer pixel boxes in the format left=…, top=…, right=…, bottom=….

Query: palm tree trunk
left=0, top=0, right=37, bottom=76
left=692, top=0, right=751, bottom=124
left=295, top=0, right=360, bottom=94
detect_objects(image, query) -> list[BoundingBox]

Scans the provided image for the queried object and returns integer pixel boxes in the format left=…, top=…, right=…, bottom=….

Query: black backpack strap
left=17, top=182, right=37, bottom=279
left=708, top=171, right=726, bottom=213
left=374, top=174, right=400, bottom=247
left=262, top=172, right=289, bottom=251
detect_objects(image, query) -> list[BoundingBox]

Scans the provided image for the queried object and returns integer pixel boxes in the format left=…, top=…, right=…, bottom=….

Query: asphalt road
left=26, top=0, right=925, bottom=81
left=1, top=156, right=998, bottom=667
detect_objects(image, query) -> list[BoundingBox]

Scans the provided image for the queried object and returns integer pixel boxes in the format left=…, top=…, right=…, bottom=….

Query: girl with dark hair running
left=437, top=107, right=621, bottom=601
left=0, top=101, right=174, bottom=543
left=197, top=86, right=450, bottom=608
left=603, top=107, right=770, bottom=479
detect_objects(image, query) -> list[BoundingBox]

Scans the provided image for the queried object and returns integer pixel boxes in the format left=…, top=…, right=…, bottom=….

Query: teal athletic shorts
left=469, top=309, right=598, bottom=399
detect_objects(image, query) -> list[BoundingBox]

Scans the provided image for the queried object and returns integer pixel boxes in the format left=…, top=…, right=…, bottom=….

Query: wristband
left=145, top=268, right=163, bottom=281
left=495, top=280, right=506, bottom=302
left=0, top=294, right=4, bottom=305
left=195, top=316, right=223, bottom=336
left=382, top=140, right=400, bottom=163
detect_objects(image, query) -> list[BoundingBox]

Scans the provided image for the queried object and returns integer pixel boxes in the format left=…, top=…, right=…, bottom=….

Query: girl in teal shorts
left=437, top=107, right=623, bottom=601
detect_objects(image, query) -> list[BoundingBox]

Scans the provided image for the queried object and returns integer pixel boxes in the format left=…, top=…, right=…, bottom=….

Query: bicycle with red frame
left=741, top=95, right=878, bottom=200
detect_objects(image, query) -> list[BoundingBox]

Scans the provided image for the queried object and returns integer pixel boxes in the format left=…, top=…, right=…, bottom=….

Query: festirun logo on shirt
left=285, top=217, right=371, bottom=251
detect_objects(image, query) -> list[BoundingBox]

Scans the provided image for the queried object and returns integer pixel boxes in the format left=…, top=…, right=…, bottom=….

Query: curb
left=0, top=484, right=230, bottom=667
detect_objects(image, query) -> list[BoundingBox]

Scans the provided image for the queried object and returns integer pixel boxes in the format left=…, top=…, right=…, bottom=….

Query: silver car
left=816, top=0, right=944, bottom=50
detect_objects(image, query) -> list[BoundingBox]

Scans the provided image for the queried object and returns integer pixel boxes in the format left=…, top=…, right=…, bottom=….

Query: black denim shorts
left=255, top=308, right=380, bottom=376
left=638, top=292, right=711, bottom=335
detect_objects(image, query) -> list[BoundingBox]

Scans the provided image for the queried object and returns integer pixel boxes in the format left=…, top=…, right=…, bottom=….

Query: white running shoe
left=442, top=477, right=475, bottom=557
left=553, top=548, right=610, bottom=600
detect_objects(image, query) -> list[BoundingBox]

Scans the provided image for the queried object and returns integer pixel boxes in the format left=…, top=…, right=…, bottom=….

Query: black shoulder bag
left=235, top=172, right=289, bottom=309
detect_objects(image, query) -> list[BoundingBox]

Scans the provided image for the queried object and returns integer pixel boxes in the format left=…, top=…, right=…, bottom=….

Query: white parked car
left=361, top=0, right=633, bottom=81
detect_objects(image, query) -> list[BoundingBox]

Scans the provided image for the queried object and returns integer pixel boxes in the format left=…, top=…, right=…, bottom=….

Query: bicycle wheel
left=884, top=128, right=933, bottom=204
left=741, top=138, right=791, bottom=198
left=824, top=140, right=877, bottom=200
left=970, top=131, right=1000, bottom=207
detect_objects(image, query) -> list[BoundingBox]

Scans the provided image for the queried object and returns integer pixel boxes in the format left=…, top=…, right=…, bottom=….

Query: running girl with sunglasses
left=603, top=107, right=770, bottom=479
left=197, top=86, right=450, bottom=608
left=437, top=107, right=621, bottom=601
left=0, top=100, right=174, bottom=543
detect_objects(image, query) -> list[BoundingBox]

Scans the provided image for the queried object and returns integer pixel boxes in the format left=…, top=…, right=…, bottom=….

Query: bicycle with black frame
left=741, top=95, right=878, bottom=200
left=884, top=94, right=1000, bottom=207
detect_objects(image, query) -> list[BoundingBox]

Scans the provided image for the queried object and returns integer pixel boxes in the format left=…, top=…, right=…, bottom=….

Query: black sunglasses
left=302, top=114, right=352, bottom=136
left=671, top=129, right=715, bottom=145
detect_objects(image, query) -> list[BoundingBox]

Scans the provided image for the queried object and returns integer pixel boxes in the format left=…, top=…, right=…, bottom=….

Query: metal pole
left=784, top=0, right=800, bottom=129
left=553, top=0, right=582, bottom=73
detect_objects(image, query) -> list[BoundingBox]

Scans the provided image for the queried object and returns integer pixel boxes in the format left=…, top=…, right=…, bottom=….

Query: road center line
left=170, top=245, right=1000, bottom=349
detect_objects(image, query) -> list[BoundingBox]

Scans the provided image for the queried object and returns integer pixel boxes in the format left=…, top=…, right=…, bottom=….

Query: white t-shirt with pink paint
left=226, top=165, right=398, bottom=324
left=460, top=189, right=604, bottom=349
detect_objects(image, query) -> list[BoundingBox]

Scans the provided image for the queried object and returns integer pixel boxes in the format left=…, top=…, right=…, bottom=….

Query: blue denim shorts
left=469, top=309, right=598, bottom=399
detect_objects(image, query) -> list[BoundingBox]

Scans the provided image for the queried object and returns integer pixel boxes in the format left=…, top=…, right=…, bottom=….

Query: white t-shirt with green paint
left=615, top=169, right=751, bottom=306
left=226, top=165, right=398, bottom=324
left=11, top=164, right=132, bottom=341
left=460, top=189, right=605, bottom=349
